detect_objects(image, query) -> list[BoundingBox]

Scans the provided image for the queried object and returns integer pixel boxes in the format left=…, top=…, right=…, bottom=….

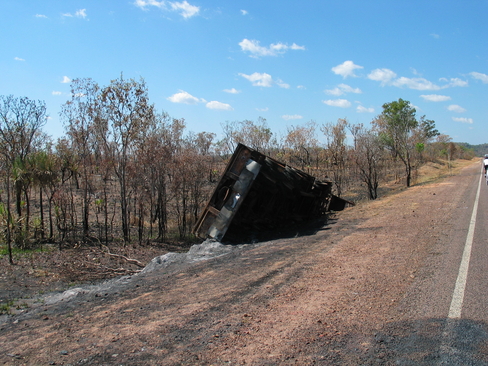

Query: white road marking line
left=447, top=171, right=482, bottom=319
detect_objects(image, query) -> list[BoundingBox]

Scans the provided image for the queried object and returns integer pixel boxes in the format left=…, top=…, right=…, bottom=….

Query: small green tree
left=375, top=98, right=439, bottom=187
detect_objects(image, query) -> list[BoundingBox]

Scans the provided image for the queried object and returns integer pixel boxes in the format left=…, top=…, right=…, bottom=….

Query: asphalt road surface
left=391, top=163, right=488, bottom=365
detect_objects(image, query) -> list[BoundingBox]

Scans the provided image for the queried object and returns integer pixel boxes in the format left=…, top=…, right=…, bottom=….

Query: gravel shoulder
left=0, top=160, right=484, bottom=365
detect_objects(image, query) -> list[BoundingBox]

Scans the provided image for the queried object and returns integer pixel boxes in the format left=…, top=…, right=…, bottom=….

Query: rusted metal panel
left=193, top=143, right=350, bottom=243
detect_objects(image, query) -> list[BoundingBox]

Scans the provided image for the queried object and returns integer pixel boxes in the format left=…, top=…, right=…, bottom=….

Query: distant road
left=398, top=162, right=488, bottom=365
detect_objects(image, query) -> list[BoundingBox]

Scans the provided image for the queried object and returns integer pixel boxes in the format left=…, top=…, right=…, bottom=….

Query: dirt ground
left=0, top=159, right=481, bottom=365
left=0, top=241, right=194, bottom=308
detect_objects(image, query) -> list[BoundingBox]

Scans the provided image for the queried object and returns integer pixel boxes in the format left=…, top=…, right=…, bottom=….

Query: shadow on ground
left=221, top=216, right=335, bottom=244
left=301, top=318, right=488, bottom=365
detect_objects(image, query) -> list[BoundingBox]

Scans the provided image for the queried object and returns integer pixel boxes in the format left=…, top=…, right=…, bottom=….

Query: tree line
left=0, top=76, right=474, bottom=264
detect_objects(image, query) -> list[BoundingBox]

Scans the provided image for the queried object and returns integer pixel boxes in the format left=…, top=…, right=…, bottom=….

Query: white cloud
left=52, top=91, right=62, bottom=95
left=447, top=104, right=466, bottom=113
left=223, top=88, right=240, bottom=94
left=297, top=85, right=305, bottom=89
left=276, top=79, right=290, bottom=89
left=369, top=69, right=467, bottom=90
left=453, top=117, right=473, bottom=124
left=239, top=39, right=305, bottom=58
left=14, top=57, right=25, bottom=61
left=75, top=9, right=87, bottom=18
left=170, top=1, right=200, bottom=18
left=239, top=72, right=274, bottom=87
left=256, top=107, right=269, bottom=112
left=470, top=71, right=488, bottom=83
left=392, top=77, right=441, bottom=90
left=62, top=9, right=87, bottom=19
left=239, top=39, right=272, bottom=57
left=331, top=61, right=363, bottom=78
left=431, top=33, right=440, bottom=39
left=240, top=9, right=248, bottom=15
left=134, top=0, right=199, bottom=18
left=167, top=90, right=203, bottom=104
left=368, top=68, right=397, bottom=85
left=446, top=78, right=468, bottom=87
left=282, top=114, right=303, bottom=120
left=290, top=43, right=306, bottom=51
left=322, top=99, right=351, bottom=108
left=438, top=77, right=468, bottom=88
left=62, top=76, right=71, bottom=83
left=134, top=0, right=165, bottom=8
left=206, top=101, right=233, bottom=110
left=35, top=14, right=47, bottom=18
left=339, top=84, right=361, bottom=94
left=325, top=83, right=361, bottom=96
left=420, top=94, right=451, bottom=102
left=325, top=87, right=343, bottom=96
left=357, top=105, right=374, bottom=113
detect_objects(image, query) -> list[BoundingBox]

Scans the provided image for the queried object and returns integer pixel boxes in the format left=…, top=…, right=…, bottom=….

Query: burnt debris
left=193, top=143, right=351, bottom=243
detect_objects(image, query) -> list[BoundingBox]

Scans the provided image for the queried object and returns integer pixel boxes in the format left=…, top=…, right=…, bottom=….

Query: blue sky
left=1, top=1, right=487, bottom=145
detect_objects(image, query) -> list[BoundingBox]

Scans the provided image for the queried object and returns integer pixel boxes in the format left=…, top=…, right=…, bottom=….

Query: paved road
left=463, top=170, right=488, bottom=322
left=393, top=163, right=488, bottom=365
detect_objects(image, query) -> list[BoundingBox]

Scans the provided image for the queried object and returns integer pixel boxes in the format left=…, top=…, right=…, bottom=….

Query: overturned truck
left=193, top=143, right=351, bottom=243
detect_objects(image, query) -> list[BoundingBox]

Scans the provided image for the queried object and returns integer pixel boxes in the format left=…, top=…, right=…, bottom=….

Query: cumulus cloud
left=63, top=9, right=87, bottom=18
left=35, top=14, right=47, bottom=18
left=444, top=78, right=468, bottom=87
left=368, top=68, right=397, bottom=85
left=134, top=0, right=200, bottom=18
left=52, top=91, right=62, bottom=95
left=167, top=90, right=203, bottom=104
left=369, top=68, right=467, bottom=90
left=170, top=1, right=200, bottom=18
left=452, top=117, right=473, bottom=124
left=76, top=9, right=87, bottom=18
left=447, top=104, right=466, bottom=113
left=14, top=57, right=25, bottom=61
left=206, top=101, right=233, bottom=110
left=322, top=99, right=351, bottom=108
left=62, top=76, right=71, bottom=83
left=239, top=39, right=305, bottom=58
left=470, top=72, right=488, bottom=83
left=239, top=72, right=274, bottom=87
left=134, top=0, right=165, bottom=8
left=223, top=88, right=240, bottom=94
left=275, top=79, right=290, bottom=89
left=256, top=107, right=269, bottom=112
left=331, top=61, right=363, bottom=78
left=240, top=9, right=248, bottom=15
left=325, top=83, right=361, bottom=96
left=392, top=77, right=442, bottom=90
left=420, top=94, right=451, bottom=102
left=357, top=105, right=375, bottom=113
left=282, top=114, right=303, bottom=120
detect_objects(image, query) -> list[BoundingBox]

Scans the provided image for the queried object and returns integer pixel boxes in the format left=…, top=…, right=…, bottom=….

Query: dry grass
left=414, top=158, right=478, bottom=185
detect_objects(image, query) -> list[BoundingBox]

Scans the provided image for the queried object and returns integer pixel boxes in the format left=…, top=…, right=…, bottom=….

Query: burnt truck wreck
left=193, top=143, right=351, bottom=243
